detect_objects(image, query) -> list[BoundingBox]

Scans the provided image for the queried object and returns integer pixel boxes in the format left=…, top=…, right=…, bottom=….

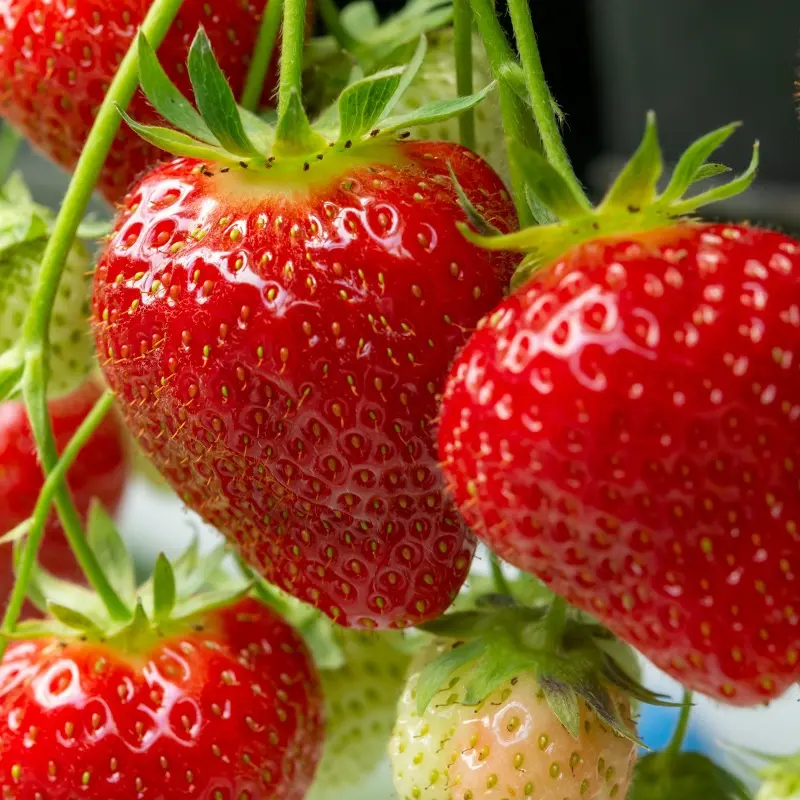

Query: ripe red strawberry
left=0, top=592, right=323, bottom=798
left=0, top=380, right=127, bottom=602
left=91, top=30, right=518, bottom=629
left=439, top=119, right=800, bottom=705
left=0, top=0, right=281, bottom=202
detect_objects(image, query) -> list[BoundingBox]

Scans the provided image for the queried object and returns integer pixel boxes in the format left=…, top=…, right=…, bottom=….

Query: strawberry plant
left=0, top=0, right=794, bottom=795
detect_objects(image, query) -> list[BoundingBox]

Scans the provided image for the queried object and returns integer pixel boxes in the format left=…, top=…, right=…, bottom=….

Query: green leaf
left=117, top=109, right=232, bottom=161
left=416, top=640, right=486, bottom=714
left=172, top=584, right=252, bottom=621
left=691, top=162, right=731, bottom=183
left=0, top=517, right=30, bottom=546
left=376, top=81, right=495, bottom=137
left=461, top=646, right=533, bottom=705
left=87, top=501, right=136, bottom=607
left=0, top=171, right=34, bottom=205
left=341, top=0, right=380, bottom=34
left=152, top=554, right=176, bottom=621
left=380, top=36, right=427, bottom=121
left=47, top=602, right=102, bottom=634
left=137, top=33, right=217, bottom=144
left=601, top=111, right=663, bottom=212
left=659, top=122, right=740, bottom=204
left=337, top=66, right=405, bottom=143
left=630, top=752, right=752, bottom=800
left=187, top=28, right=259, bottom=157
left=540, top=677, right=580, bottom=738
left=509, top=140, right=589, bottom=221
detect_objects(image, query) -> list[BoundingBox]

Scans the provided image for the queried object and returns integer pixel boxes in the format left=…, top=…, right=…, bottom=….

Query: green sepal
left=692, top=162, right=731, bottom=182
left=186, top=28, right=259, bottom=157
left=341, top=0, right=380, bottom=34
left=540, top=678, right=581, bottom=738
left=273, top=89, right=329, bottom=156
left=600, top=110, right=663, bottom=213
left=460, top=642, right=534, bottom=705
left=418, top=606, right=545, bottom=640
left=27, top=564, right=105, bottom=619
left=630, top=752, right=752, bottom=800
left=138, top=33, right=217, bottom=144
left=382, top=35, right=427, bottom=119
left=87, top=501, right=136, bottom=607
left=47, top=602, right=103, bottom=636
left=0, top=516, right=30, bottom=545
left=415, top=639, right=486, bottom=714
left=3, top=618, right=81, bottom=640
left=375, top=81, right=495, bottom=138
left=0, top=346, right=24, bottom=403
left=151, top=553, right=176, bottom=622
left=336, top=66, right=406, bottom=143
left=171, top=583, right=252, bottom=622
left=446, top=164, right=501, bottom=236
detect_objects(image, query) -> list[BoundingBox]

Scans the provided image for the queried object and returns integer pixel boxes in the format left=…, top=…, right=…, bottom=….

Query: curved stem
left=316, top=0, right=361, bottom=53
left=453, top=0, right=475, bottom=151
left=505, top=0, right=589, bottom=208
left=12, top=0, right=185, bottom=629
left=240, top=0, right=286, bottom=112
left=467, top=0, right=537, bottom=226
left=0, top=125, right=21, bottom=184
left=666, top=691, right=694, bottom=758
left=1, top=390, right=121, bottom=642
left=544, top=595, right=568, bottom=650
left=489, top=552, right=512, bottom=596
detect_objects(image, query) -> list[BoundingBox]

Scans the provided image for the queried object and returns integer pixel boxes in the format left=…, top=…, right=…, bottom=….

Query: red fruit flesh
left=0, top=0, right=277, bottom=202
left=440, top=223, right=800, bottom=705
left=92, top=141, right=519, bottom=629
left=0, top=381, right=128, bottom=605
left=0, top=597, right=324, bottom=798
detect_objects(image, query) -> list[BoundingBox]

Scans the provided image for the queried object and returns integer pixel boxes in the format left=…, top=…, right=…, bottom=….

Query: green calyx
left=416, top=597, right=671, bottom=745
left=7, top=501, right=250, bottom=653
left=459, top=112, right=759, bottom=288
left=630, top=752, right=752, bottom=800
left=122, top=27, right=494, bottom=180
left=0, top=174, right=107, bottom=401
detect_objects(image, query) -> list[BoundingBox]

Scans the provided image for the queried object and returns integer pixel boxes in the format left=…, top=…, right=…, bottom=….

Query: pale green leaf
left=87, top=500, right=136, bottom=606
left=47, top=602, right=102, bottom=634
left=415, top=640, right=485, bottom=714
left=152, top=554, right=176, bottom=621
left=380, top=36, right=427, bottom=120
left=337, top=66, right=405, bottom=143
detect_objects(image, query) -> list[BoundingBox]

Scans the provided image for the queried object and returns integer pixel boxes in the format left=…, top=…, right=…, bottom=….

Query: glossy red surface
left=0, top=0, right=277, bottom=201
left=92, top=140, right=519, bottom=629
left=0, top=381, right=128, bottom=604
left=0, top=597, right=324, bottom=798
left=440, top=223, right=800, bottom=704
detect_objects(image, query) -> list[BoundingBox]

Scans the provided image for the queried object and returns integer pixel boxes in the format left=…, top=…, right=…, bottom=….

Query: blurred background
left=7, top=0, right=800, bottom=794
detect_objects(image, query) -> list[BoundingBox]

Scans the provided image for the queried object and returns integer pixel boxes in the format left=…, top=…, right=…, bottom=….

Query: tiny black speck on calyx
left=398, top=131, right=411, bottom=139
left=344, top=140, right=353, bottom=149
left=316, top=154, right=324, bottom=161
left=627, top=204, right=640, bottom=213
left=239, top=161, right=249, bottom=170
left=220, top=167, right=230, bottom=173
left=370, top=128, right=380, bottom=137
left=303, top=162, right=310, bottom=171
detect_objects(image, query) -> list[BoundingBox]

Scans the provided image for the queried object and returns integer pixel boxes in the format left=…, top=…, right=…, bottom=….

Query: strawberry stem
left=544, top=595, right=568, bottom=650
left=240, top=0, right=285, bottom=112
left=666, top=691, right=694, bottom=757
left=488, top=552, right=512, bottom=597
left=453, top=0, right=475, bottom=151
left=467, top=0, right=538, bottom=226
left=316, top=0, right=361, bottom=53
left=10, top=0, right=185, bottom=630
left=0, top=390, right=122, bottom=648
left=0, top=125, right=21, bottom=185
left=505, top=0, right=590, bottom=208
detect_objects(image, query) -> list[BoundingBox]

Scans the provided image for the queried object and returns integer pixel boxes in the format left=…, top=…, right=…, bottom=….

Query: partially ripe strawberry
left=0, top=0, right=284, bottom=201
left=0, top=534, right=324, bottom=798
left=0, top=174, right=95, bottom=398
left=0, top=380, right=127, bottom=605
left=308, top=630, right=411, bottom=799
left=390, top=642, right=638, bottom=800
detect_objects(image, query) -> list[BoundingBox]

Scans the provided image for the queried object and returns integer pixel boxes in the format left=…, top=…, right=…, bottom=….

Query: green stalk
left=453, top=0, right=475, bottom=150
left=666, top=691, right=694, bottom=758
left=12, top=0, right=186, bottom=629
left=240, top=0, right=286, bottom=112
left=0, top=125, right=21, bottom=184
left=1, top=390, right=118, bottom=641
left=489, top=552, right=512, bottom=596
left=467, top=0, right=537, bottom=226
left=316, top=0, right=361, bottom=53
left=544, top=595, right=568, bottom=650
left=505, top=0, right=590, bottom=208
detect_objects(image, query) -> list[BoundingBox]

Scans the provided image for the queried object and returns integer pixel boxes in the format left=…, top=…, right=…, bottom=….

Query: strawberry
left=0, top=380, right=127, bottom=603
left=304, top=0, right=508, bottom=181
left=91, top=30, right=518, bottom=628
left=438, top=117, right=800, bottom=705
left=308, top=630, right=411, bottom=799
left=0, top=0, right=282, bottom=202
left=0, top=530, right=324, bottom=798
left=0, top=172, right=97, bottom=398
left=390, top=638, right=638, bottom=800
